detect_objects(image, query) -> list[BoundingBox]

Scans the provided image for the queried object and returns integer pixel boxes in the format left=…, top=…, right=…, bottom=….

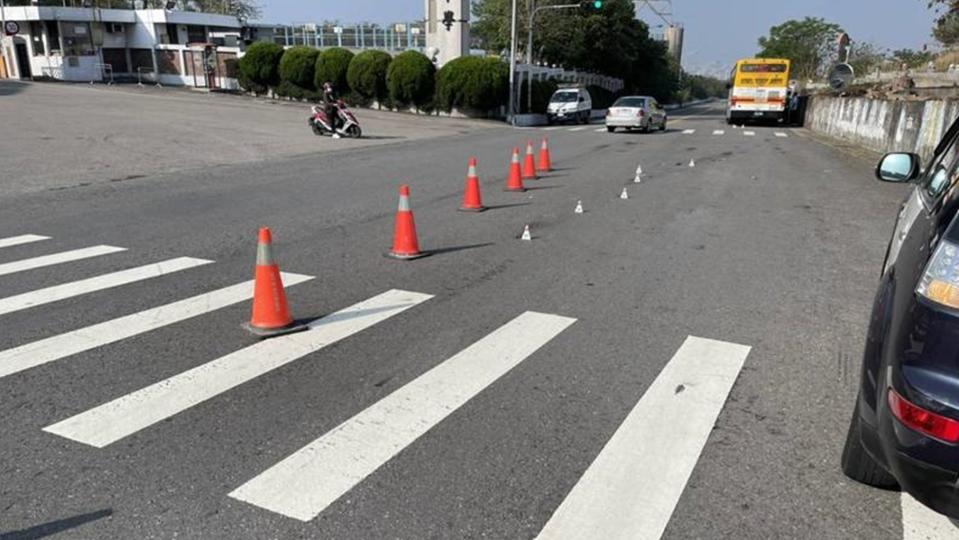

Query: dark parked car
left=842, top=116, right=959, bottom=518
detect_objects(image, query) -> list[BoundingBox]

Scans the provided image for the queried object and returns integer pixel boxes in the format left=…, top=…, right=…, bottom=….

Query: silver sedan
left=605, top=96, right=668, bottom=133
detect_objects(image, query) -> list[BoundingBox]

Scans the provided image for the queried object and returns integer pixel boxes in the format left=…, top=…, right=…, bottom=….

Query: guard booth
left=183, top=43, right=218, bottom=89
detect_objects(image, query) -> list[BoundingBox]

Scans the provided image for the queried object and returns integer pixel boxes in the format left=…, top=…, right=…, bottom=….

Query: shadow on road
left=425, top=242, right=495, bottom=256
left=360, top=135, right=404, bottom=140
left=0, top=81, right=28, bottom=96
left=485, top=202, right=531, bottom=210
left=1, top=509, right=113, bottom=539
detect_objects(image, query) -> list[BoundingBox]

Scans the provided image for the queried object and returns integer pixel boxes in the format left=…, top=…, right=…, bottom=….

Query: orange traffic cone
left=537, top=137, right=552, bottom=173
left=460, top=157, right=486, bottom=212
left=243, top=227, right=307, bottom=338
left=387, top=185, right=429, bottom=260
left=522, top=140, right=538, bottom=180
left=505, top=148, right=526, bottom=192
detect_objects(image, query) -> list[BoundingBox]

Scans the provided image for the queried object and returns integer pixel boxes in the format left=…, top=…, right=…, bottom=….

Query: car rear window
left=613, top=97, right=646, bottom=108
left=552, top=92, right=578, bottom=103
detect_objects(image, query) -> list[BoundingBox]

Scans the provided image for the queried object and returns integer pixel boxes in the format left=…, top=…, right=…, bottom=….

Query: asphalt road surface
left=1, top=82, right=956, bottom=539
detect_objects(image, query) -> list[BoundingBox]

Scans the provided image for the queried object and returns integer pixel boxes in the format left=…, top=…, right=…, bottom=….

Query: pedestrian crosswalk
left=0, top=232, right=951, bottom=538
left=45, top=289, right=433, bottom=448
left=0, top=245, right=126, bottom=277
left=229, top=311, right=576, bottom=521
left=0, top=234, right=50, bottom=249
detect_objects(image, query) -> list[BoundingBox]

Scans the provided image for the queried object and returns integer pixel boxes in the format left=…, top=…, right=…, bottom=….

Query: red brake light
left=637, top=109, right=645, bottom=117
left=888, top=389, right=959, bottom=443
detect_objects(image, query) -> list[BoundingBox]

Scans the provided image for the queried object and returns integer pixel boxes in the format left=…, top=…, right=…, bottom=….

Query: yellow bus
left=726, top=58, right=792, bottom=125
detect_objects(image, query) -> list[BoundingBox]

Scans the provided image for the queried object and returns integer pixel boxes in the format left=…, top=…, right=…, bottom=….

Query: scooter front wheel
left=346, top=125, right=362, bottom=138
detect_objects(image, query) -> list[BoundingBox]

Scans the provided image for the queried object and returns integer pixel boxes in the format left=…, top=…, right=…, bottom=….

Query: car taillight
left=637, top=109, right=645, bottom=117
left=888, top=388, right=959, bottom=443
left=917, top=240, right=959, bottom=309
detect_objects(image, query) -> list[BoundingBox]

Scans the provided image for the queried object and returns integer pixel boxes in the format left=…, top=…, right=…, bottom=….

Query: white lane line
left=229, top=311, right=577, bottom=522
left=0, top=245, right=127, bottom=278
left=594, top=127, right=607, bottom=132
left=536, top=336, right=751, bottom=540
left=775, top=132, right=788, bottom=138
left=0, top=273, right=313, bottom=380
left=682, top=129, right=695, bottom=134
left=44, top=289, right=433, bottom=448
left=545, top=126, right=562, bottom=131
left=568, top=127, right=588, bottom=132
left=743, top=131, right=756, bottom=137
left=712, top=130, right=724, bottom=135
left=0, top=257, right=213, bottom=317
left=902, top=493, right=959, bottom=539
left=0, top=234, right=50, bottom=249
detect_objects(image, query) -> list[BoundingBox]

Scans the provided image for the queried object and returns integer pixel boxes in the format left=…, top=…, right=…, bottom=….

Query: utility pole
left=507, top=0, right=518, bottom=125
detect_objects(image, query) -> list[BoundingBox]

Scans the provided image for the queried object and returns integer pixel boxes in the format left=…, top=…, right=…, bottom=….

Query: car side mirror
left=579, top=97, right=585, bottom=103
left=876, top=152, right=921, bottom=183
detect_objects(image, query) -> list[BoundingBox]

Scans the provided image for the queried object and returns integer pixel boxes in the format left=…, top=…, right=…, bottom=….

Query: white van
left=546, top=87, right=592, bottom=125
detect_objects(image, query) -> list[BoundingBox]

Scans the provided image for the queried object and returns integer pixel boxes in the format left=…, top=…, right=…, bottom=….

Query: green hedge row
left=238, top=46, right=516, bottom=114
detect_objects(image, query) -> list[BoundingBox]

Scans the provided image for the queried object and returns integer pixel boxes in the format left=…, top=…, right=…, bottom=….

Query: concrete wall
left=806, top=95, right=959, bottom=161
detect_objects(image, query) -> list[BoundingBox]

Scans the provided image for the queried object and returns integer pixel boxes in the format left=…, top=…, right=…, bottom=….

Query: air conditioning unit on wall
left=107, top=23, right=125, bottom=34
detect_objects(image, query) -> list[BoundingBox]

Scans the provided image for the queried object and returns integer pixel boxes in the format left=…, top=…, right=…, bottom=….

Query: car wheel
left=607, top=126, right=615, bottom=133
left=642, top=121, right=651, bottom=134
left=841, top=398, right=898, bottom=488
left=660, top=118, right=667, bottom=131
left=581, top=111, right=590, bottom=124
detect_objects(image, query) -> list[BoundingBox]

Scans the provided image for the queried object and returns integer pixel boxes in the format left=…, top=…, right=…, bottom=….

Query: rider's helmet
left=323, top=82, right=334, bottom=94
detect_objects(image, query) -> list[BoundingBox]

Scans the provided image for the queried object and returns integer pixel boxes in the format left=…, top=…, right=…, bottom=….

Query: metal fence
left=257, top=22, right=426, bottom=52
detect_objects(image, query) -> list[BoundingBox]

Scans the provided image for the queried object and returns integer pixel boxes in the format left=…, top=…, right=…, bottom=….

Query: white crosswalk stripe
left=594, top=127, right=607, bottom=132
left=545, top=126, right=562, bottom=131
left=536, top=336, right=750, bottom=540
left=0, top=234, right=50, bottom=249
left=569, top=127, right=588, bottom=132
left=902, top=494, right=959, bottom=539
left=228, top=311, right=577, bottom=522
left=0, top=272, right=313, bottom=380
left=0, top=245, right=127, bottom=277
left=712, top=130, right=724, bottom=135
left=44, top=289, right=433, bottom=448
left=743, top=131, right=756, bottom=136
left=775, top=132, right=788, bottom=138
left=682, top=129, right=695, bottom=134
left=0, top=257, right=212, bottom=317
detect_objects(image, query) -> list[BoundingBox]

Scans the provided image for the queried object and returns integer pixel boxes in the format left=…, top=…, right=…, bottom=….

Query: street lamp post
left=526, top=2, right=579, bottom=113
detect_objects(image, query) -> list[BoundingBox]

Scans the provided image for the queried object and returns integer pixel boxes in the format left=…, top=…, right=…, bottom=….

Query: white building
left=0, top=5, right=242, bottom=88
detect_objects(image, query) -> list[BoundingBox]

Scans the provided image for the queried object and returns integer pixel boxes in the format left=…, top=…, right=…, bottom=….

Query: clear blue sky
left=257, top=0, right=938, bottom=75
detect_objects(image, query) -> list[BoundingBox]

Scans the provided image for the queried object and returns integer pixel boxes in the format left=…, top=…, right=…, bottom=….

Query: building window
left=47, top=21, right=61, bottom=53
left=186, top=25, right=206, bottom=44
left=30, top=21, right=45, bottom=56
left=62, top=22, right=94, bottom=56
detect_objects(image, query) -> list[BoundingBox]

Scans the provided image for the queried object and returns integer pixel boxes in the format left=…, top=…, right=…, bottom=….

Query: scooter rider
left=321, top=82, right=341, bottom=139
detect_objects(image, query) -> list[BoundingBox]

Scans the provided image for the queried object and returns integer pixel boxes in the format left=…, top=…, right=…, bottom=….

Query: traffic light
left=580, top=0, right=603, bottom=11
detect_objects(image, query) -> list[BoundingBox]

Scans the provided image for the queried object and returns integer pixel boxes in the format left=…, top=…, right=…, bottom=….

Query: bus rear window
left=740, top=64, right=787, bottom=73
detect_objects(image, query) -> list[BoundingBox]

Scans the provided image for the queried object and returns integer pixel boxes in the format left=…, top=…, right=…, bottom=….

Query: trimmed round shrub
left=436, top=56, right=509, bottom=113
left=278, top=46, right=320, bottom=99
left=314, top=47, right=354, bottom=93
left=238, top=41, right=283, bottom=95
left=387, top=50, right=436, bottom=109
left=347, top=50, right=393, bottom=106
